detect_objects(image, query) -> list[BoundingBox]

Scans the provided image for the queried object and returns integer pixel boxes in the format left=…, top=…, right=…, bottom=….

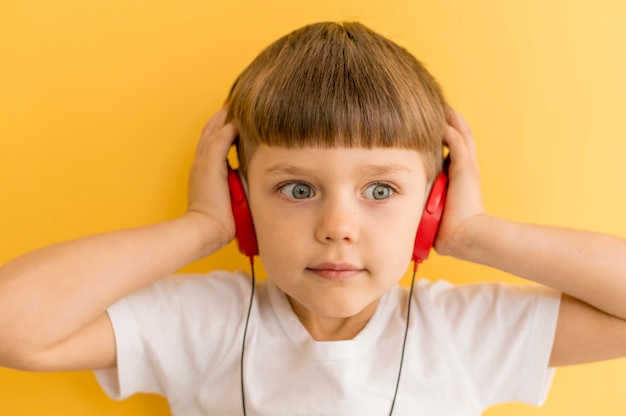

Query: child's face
left=246, top=144, right=427, bottom=324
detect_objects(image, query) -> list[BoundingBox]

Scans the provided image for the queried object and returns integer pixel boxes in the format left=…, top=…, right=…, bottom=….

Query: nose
left=314, top=197, right=360, bottom=244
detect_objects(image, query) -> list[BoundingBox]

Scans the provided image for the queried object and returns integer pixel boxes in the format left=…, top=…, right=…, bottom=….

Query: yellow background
left=1, top=0, right=625, bottom=414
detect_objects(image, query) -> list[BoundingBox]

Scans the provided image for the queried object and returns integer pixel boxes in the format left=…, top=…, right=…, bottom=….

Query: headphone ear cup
left=227, top=165, right=259, bottom=260
left=412, top=168, right=449, bottom=263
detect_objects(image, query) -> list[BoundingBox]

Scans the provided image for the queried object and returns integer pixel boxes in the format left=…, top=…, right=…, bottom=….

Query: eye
left=279, top=182, right=314, bottom=199
left=364, top=183, right=394, bottom=200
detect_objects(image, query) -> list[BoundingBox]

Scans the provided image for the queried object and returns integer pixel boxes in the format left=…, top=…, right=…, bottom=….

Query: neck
left=287, top=297, right=380, bottom=341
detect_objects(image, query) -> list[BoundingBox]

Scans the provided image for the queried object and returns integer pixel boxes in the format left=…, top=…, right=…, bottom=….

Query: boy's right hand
left=187, top=107, right=239, bottom=252
left=0, top=107, right=241, bottom=372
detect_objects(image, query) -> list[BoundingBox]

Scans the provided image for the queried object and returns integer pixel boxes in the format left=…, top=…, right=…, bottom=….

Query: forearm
left=0, top=212, right=224, bottom=359
left=451, top=214, right=626, bottom=320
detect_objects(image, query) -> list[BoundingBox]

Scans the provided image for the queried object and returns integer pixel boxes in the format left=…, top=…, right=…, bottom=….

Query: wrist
left=182, top=211, right=235, bottom=258
left=440, top=213, right=493, bottom=262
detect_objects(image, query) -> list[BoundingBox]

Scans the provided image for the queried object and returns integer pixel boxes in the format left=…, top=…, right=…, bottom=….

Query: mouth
left=305, top=263, right=365, bottom=281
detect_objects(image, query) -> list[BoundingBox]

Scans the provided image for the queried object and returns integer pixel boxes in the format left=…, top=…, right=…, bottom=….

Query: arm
left=0, top=108, right=237, bottom=371
left=437, top=109, right=626, bottom=366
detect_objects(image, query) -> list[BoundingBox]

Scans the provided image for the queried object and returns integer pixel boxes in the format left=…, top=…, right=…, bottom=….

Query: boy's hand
left=0, top=107, right=240, bottom=372
left=433, top=111, right=626, bottom=369
left=187, top=107, right=239, bottom=250
left=434, top=108, right=486, bottom=258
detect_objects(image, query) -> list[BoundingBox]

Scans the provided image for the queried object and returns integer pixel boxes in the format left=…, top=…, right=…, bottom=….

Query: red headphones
left=412, top=159, right=449, bottom=264
left=227, top=156, right=449, bottom=265
left=227, top=165, right=260, bottom=261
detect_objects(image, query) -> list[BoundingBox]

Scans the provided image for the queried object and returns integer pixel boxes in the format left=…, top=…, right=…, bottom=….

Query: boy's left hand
left=435, top=110, right=626, bottom=368
left=434, top=108, right=486, bottom=258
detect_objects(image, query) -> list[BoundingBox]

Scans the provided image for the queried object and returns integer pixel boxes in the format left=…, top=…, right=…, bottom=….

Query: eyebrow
left=264, top=163, right=412, bottom=177
left=265, top=163, right=314, bottom=176
left=364, top=164, right=412, bottom=177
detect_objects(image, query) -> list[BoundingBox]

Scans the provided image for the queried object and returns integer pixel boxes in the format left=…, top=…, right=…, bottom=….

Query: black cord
left=388, top=262, right=418, bottom=415
left=240, top=261, right=255, bottom=416
left=240, top=261, right=418, bottom=416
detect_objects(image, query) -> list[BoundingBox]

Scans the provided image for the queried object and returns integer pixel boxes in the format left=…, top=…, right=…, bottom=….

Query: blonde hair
left=227, top=22, right=448, bottom=181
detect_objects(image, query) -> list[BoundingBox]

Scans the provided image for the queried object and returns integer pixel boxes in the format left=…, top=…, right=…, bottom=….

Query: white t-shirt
left=95, top=271, right=560, bottom=415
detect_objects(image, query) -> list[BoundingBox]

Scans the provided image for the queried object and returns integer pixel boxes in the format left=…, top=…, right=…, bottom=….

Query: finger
left=446, top=107, right=478, bottom=161
left=196, top=121, right=238, bottom=164
left=196, top=108, right=231, bottom=152
left=443, top=124, right=466, bottom=163
left=201, top=107, right=229, bottom=137
left=213, top=122, right=239, bottom=160
left=446, top=107, right=471, bottom=137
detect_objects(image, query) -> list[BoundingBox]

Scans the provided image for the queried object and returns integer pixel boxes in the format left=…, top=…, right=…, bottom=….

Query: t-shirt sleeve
left=422, top=280, right=561, bottom=409
left=94, top=271, right=251, bottom=401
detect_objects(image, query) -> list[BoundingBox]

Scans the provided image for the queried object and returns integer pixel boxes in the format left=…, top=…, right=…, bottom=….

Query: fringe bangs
left=227, top=22, right=446, bottom=180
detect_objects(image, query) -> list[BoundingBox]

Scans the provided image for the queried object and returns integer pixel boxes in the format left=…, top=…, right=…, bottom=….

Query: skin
left=0, top=107, right=625, bottom=374
left=246, top=145, right=427, bottom=340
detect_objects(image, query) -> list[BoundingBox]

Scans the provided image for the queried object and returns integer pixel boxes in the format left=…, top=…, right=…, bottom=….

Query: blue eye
left=364, top=183, right=393, bottom=200
left=280, top=182, right=314, bottom=199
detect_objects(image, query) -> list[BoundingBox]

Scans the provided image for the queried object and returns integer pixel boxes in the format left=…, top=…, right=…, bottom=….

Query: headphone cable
left=240, top=261, right=255, bottom=416
left=388, top=262, right=418, bottom=415
left=240, top=261, right=417, bottom=416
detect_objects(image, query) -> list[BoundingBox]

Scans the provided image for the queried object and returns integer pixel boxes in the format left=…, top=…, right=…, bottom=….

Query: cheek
left=374, top=206, right=422, bottom=265
left=373, top=222, right=417, bottom=270
left=253, top=218, right=305, bottom=287
left=250, top=203, right=305, bottom=263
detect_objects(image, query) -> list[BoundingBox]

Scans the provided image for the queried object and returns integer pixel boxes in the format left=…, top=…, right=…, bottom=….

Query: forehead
left=247, top=143, right=426, bottom=180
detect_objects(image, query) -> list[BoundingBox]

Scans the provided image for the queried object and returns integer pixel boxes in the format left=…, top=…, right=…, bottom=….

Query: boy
left=1, top=21, right=626, bottom=415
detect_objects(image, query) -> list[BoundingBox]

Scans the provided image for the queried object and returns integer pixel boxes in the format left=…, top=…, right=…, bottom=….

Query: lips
left=306, top=263, right=364, bottom=280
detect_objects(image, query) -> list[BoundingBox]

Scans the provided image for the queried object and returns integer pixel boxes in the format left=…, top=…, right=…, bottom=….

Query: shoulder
left=124, top=269, right=252, bottom=307
left=404, top=279, right=561, bottom=408
left=413, top=278, right=560, bottom=319
left=106, top=270, right=256, bottom=340
left=403, top=278, right=561, bottom=351
left=98, top=270, right=256, bottom=401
